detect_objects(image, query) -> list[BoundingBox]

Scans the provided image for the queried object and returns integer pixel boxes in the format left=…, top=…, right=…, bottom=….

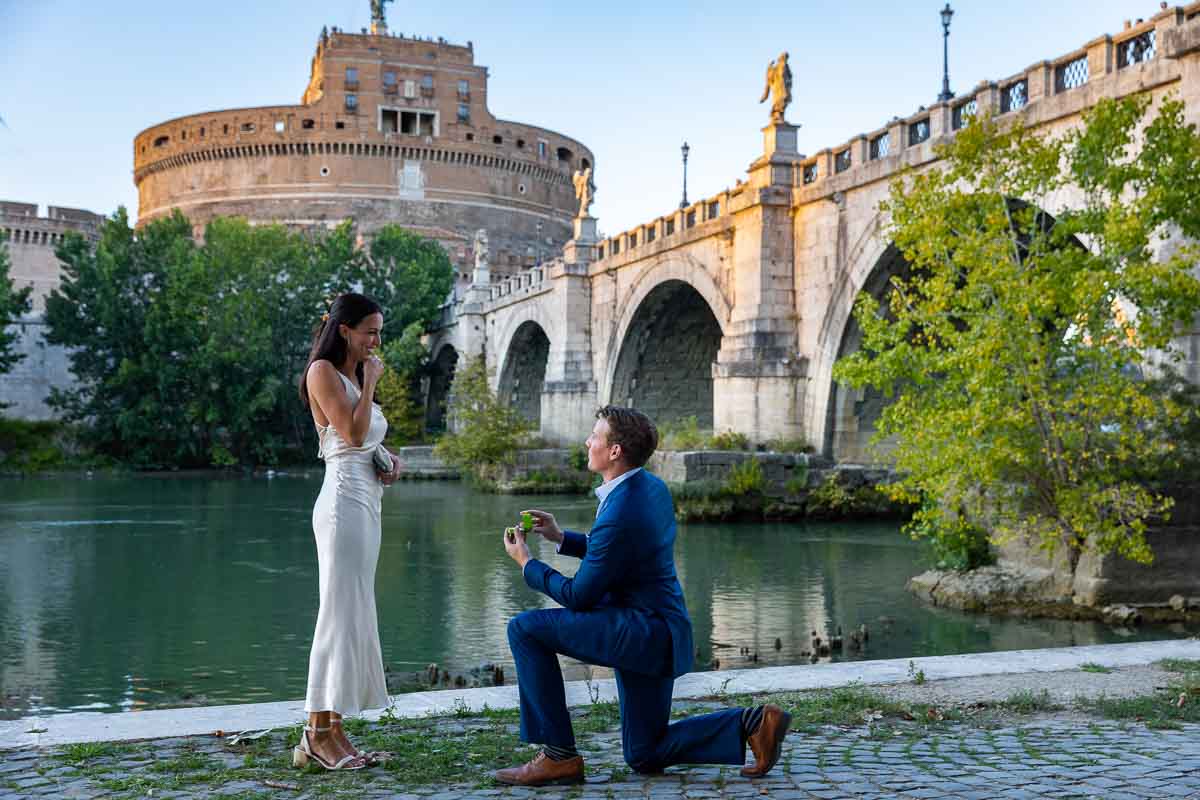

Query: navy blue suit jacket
left=522, top=469, right=695, bottom=679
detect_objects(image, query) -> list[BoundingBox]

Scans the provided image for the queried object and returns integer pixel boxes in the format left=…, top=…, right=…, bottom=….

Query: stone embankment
left=908, top=485, right=1200, bottom=620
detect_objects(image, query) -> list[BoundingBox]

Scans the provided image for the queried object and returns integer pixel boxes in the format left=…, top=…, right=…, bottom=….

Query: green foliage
left=762, top=437, right=816, bottom=454
left=725, top=457, right=766, bottom=495
left=0, top=233, right=33, bottom=388
left=709, top=430, right=750, bottom=450
left=377, top=322, right=429, bottom=444
left=0, top=417, right=71, bottom=472
left=434, top=357, right=530, bottom=478
left=360, top=225, right=456, bottom=342
left=567, top=444, right=588, bottom=471
left=833, top=96, right=1200, bottom=569
left=784, top=464, right=810, bottom=495
left=659, top=415, right=707, bottom=450
left=907, top=500, right=995, bottom=571
left=42, top=211, right=450, bottom=469
left=907, top=660, right=926, bottom=686
left=1080, top=662, right=1112, bottom=674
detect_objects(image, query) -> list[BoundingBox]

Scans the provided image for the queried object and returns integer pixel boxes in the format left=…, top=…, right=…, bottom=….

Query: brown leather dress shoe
left=741, top=704, right=792, bottom=777
left=494, top=750, right=585, bottom=786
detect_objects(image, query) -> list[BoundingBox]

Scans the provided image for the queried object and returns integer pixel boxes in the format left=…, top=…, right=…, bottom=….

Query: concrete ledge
left=3, top=639, right=1197, bottom=749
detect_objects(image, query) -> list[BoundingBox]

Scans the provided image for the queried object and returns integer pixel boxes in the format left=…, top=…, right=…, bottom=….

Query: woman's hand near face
left=363, top=354, right=385, bottom=386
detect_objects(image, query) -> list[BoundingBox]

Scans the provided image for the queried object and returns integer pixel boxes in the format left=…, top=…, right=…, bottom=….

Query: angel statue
left=572, top=167, right=595, bottom=218
left=759, top=52, right=793, bottom=123
left=371, top=0, right=394, bottom=28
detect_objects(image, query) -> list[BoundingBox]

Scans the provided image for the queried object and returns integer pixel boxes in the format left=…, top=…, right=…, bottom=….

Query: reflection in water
left=0, top=477, right=1189, bottom=717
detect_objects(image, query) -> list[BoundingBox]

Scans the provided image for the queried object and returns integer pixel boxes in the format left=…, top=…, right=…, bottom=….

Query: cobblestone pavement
left=3, top=707, right=1200, bottom=800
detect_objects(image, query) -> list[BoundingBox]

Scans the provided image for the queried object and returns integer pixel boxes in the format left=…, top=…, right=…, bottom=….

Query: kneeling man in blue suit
left=496, top=405, right=790, bottom=786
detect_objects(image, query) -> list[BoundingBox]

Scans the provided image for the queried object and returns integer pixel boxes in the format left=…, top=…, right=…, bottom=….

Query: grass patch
left=1081, top=662, right=1200, bottom=729
left=995, top=690, right=1062, bottom=714
left=574, top=701, right=622, bottom=735
left=1079, top=662, right=1112, bottom=674
left=368, top=720, right=533, bottom=785
left=56, top=741, right=128, bottom=765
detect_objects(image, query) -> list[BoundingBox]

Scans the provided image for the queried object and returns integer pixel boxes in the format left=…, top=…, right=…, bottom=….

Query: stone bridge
left=428, top=6, right=1200, bottom=461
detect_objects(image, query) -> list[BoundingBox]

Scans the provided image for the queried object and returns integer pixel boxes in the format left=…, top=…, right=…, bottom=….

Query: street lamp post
left=938, top=3, right=954, bottom=103
left=680, top=141, right=690, bottom=210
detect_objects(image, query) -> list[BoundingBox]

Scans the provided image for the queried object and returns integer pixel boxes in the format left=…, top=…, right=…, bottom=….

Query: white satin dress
left=304, top=370, right=390, bottom=716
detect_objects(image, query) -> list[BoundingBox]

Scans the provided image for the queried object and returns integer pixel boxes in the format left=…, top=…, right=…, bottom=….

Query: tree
left=45, top=210, right=365, bottom=467
left=359, top=225, right=456, bottom=342
left=0, top=233, right=33, bottom=388
left=833, top=95, right=1200, bottom=571
left=433, top=356, right=529, bottom=478
left=376, top=321, right=429, bottom=444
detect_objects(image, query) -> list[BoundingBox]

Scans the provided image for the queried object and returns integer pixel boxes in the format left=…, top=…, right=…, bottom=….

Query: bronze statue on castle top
left=371, top=0, right=394, bottom=29
left=759, top=52, right=792, bottom=124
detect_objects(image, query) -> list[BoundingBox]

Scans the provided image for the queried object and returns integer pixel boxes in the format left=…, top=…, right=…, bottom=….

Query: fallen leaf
left=263, top=779, right=301, bottom=791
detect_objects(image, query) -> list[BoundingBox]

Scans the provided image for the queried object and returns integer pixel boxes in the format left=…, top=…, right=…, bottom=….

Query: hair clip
left=321, top=313, right=330, bottom=322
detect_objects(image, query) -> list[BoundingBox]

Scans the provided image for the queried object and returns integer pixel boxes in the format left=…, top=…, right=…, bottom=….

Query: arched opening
left=498, top=321, right=550, bottom=426
left=825, top=201, right=1084, bottom=463
left=425, top=344, right=458, bottom=433
left=825, top=244, right=911, bottom=463
left=611, top=280, right=722, bottom=428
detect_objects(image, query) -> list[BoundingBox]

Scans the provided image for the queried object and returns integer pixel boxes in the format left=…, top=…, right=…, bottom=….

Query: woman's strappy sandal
left=292, top=724, right=369, bottom=770
left=331, top=719, right=392, bottom=765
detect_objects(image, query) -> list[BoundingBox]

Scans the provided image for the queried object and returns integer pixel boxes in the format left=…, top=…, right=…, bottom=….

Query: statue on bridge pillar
left=472, top=228, right=490, bottom=286
left=759, top=52, right=792, bottom=124
left=572, top=167, right=595, bottom=219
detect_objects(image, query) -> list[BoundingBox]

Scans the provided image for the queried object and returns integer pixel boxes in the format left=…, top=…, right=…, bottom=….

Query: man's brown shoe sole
left=494, top=772, right=585, bottom=787
left=741, top=709, right=792, bottom=777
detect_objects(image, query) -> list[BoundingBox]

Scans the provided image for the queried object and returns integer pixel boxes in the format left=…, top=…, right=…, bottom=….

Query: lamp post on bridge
left=679, top=141, right=690, bottom=210
left=938, top=3, right=955, bottom=103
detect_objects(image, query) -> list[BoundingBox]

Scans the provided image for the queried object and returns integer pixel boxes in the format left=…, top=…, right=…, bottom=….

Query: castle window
left=556, top=146, right=573, bottom=163
left=665, top=218, right=675, bottom=236
left=457, top=104, right=470, bottom=123
left=320, top=166, right=330, bottom=177
left=345, top=94, right=359, bottom=113
left=401, top=111, right=418, bottom=135
left=223, top=124, right=229, bottom=134
left=199, top=127, right=206, bottom=138
left=492, top=134, right=502, bottom=145
left=383, top=71, right=397, bottom=94
left=516, top=138, right=525, bottom=149
left=345, top=66, right=359, bottom=89
left=335, top=121, right=346, bottom=129
left=154, top=135, right=169, bottom=147
left=457, top=80, right=470, bottom=100
left=537, top=139, right=548, bottom=159
left=302, top=118, right=315, bottom=129
left=404, top=80, right=416, bottom=99
left=181, top=130, right=187, bottom=140
left=240, top=122, right=256, bottom=133
left=420, top=74, right=434, bottom=97
left=465, top=132, right=474, bottom=141
left=275, top=120, right=286, bottom=133
left=381, top=109, right=398, bottom=134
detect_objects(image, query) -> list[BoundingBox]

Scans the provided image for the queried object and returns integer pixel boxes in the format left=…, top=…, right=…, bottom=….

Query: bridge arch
left=497, top=320, right=552, bottom=426
left=425, top=342, right=459, bottom=433
left=605, top=260, right=730, bottom=429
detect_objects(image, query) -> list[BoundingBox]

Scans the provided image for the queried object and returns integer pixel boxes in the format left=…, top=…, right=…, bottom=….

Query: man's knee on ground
left=624, top=749, right=662, bottom=775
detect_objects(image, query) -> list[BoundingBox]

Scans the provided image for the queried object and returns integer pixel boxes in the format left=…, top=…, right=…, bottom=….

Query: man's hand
left=521, top=509, right=564, bottom=546
left=503, top=526, right=531, bottom=569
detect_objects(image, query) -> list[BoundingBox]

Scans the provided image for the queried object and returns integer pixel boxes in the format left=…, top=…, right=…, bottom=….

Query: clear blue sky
left=0, top=1, right=1162, bottom=235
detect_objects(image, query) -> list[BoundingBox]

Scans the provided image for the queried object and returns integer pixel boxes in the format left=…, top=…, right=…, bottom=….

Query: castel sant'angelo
left=133, top=0, right=593, bottom=283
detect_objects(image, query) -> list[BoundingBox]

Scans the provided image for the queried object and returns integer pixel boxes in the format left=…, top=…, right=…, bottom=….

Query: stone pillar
left=712, top=121, right=807, bottom=444
left=539, top=217, right=599, bottom=445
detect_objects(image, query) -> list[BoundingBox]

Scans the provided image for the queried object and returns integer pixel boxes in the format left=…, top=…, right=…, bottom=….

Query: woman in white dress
left=294, top=292, right=400, bottom=770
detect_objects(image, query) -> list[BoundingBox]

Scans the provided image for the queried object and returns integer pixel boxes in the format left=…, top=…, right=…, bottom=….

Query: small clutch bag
left=372, top=443, right=394, bottom=473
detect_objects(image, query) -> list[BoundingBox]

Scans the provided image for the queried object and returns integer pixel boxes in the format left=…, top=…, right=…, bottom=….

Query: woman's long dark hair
left=299, top=292, right=384, bottom=409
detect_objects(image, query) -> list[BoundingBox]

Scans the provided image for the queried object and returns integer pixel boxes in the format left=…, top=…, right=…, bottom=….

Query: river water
left=0, top=475, right=1185, bottom=718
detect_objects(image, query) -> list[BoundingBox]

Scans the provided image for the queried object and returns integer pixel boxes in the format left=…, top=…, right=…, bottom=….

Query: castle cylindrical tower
left=133, top=26, right=594, bottom=285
